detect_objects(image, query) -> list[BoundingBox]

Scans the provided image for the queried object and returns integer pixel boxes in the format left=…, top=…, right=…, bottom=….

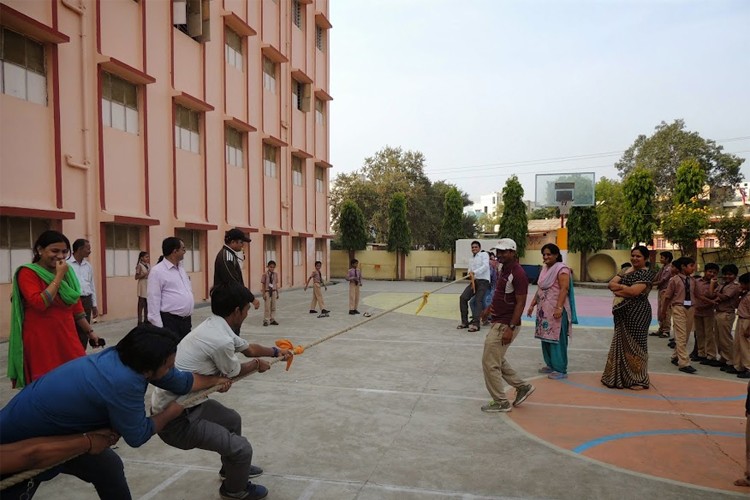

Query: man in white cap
left=479, top=238, right=535, bottom=412
left=457, top=240, right=490, bottom=332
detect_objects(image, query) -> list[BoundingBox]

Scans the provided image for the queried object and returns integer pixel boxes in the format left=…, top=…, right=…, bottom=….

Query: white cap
left=493, top=238, right=517, bottom=251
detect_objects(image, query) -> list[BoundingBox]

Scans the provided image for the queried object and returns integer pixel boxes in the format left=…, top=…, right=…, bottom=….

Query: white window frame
left=0, top=217, right=50, bottom=284
left=264, top=236, right=277, bottom=265
left=175, top=228, right=202, bottom=272
left=315, top=239, right=324, bottom=266
left=104, top=224, right=142, bottom=277
left=293, top=237, right=303, bottom=266
left=263, top=144, right=277, bottom=178
left=102, top=72, right=139, bottom=134
left=225, top=126, right=244, bottom=167
left=225, top=27, right=243, bottom=70
left=315, top=98, right=325, bottom=125
left=262, top=56, right=276, bottom=93
left=315, top=166, right=325, bottom=193
left=292, top=156, right=304, bottom=186
left=0, top=28, right=47, bottom=105
left=175, top=104, right=201, bottom=153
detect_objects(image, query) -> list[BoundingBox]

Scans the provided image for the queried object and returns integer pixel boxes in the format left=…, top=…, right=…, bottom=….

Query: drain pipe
left=61, top=0, right=93, bottom=241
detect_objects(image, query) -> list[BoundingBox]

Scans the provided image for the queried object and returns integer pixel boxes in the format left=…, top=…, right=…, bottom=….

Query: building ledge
left=173, top=91, right=214, bottom=112
left=101, top=212, right=160, bottom=226
left=314, top=12, right=332, bottom=30
left=0, top=4, right=70, bottom=44
left=0, top=206, right=75, bottom=220
left=261, top=44, right=288, bottom=63
left=98, top=56, right=156, bottom=85
left=222, top=11, right=257, bottom=37
left=314, top=88, right=333, bottom=101
left=224, top=116, right=256, bottom=133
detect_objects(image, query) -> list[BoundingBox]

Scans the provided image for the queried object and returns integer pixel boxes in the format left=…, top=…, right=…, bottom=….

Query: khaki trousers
left=658, top=290, right=672, bottom=335
left=715, top=311, right=736, bottom=363
left=263, top=292, right=277, bottom=321
left=734, top=318, right=750, bottom=371
left=349, top=283, right=360, bottom=311
left=693, top=314, right=715, bottom=359
left=482, top=323, right=527, bottom=403
left=309, top=282, right=326, bottom=310
left=671, top=306, right=694, bottom=368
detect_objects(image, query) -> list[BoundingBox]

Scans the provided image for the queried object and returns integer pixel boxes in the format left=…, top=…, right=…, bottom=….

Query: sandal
left=456, top=324, right=469, bottom=329
left=733, top=476, right=750, bottom=487
left=468, top=325, right=480, bottom=332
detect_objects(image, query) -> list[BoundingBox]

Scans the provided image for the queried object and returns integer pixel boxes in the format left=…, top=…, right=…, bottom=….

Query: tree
left=615, top=120, right=744, bottom=208
left=337, top=200, right=368, bottom=261
left=529, top=207, right=558, bottom=220
left=673, top=157, right=706, bottom=205
left=497, top=175, right=528, bottom=257
left=595, top=177, right=625, bottom=247
left=714, top=208, right=750, bottom=262
left=440, top=187, right=464, bottom=279
left=424, top=181, right=472, bottom=249
left=462, top=213, right=478, bottom=239
left=387, top=193, right=411, bottom=280
left=567, top=206, right=603, bottom=281
left=661, top=204, right=710, bottom=258
left=622, top=167, right=657, bottom=247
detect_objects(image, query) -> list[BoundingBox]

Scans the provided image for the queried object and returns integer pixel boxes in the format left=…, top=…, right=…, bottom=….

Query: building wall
left=0, top=0, right=332, bottom=339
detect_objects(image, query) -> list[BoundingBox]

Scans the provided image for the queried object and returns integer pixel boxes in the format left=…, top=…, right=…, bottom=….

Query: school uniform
left=664, top=273, right=695, bottom=368
left=715, top=280, right=741, bottom=365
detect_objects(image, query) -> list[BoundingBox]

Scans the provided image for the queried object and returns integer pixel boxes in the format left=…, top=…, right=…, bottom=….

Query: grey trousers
left=460, top=279, right=489, bottom=326
left=157, top=400, right=253, bottom=492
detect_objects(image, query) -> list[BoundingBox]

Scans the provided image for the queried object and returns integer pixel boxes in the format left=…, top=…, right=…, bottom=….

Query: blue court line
left=574, top=316, right=658, bottom=327
left=562, top=379, right=746, bottom=402
left=573, top=429, right=744, bottom=453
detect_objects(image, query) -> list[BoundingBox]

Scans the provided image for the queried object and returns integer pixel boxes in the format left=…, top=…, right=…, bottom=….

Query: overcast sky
left=328, top=0, right=750, bottom=205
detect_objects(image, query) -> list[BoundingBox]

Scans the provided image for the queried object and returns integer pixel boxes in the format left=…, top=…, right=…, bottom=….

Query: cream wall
left=0, top=0, right=332, bottom=338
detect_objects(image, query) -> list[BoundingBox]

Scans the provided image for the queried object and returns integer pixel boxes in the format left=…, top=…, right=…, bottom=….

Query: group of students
left=653, top=251, right=750, bottom=377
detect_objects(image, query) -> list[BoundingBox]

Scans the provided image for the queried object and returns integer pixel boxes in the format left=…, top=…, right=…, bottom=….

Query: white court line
left=296, top=479, right=321, bottom=500
left=138, top=467, right=190, bottom=500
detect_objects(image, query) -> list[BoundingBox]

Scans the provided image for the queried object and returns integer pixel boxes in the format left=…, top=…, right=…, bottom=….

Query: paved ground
left=1, top=280, right=748, bottom=499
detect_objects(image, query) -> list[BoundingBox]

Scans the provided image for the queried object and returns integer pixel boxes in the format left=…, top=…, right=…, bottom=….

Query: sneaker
left=538, top=366, right=553, bottom=374
left=269, top=320, right=279, bottom=326
left=309, top=310, right=317, bottom=314
left=262, top=321, right=268, bottom=327
left=512, top=384, right=535, bottom=407
left=219, top=465, right=263, bottom=480
left=481, top=400, right=512, bottom=413
left=547, top=372, right=567, bottom=380
left=219, top=482, right=268, bottom=500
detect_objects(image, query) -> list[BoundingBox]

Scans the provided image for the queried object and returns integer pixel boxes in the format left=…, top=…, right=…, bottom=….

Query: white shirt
left=68, top=257, right=97, bottom=307
left=151, top=315, right=249, bottom=413
left=147, top=258, right=194, bottom=326
left=469, top=251, right=490, bottom=281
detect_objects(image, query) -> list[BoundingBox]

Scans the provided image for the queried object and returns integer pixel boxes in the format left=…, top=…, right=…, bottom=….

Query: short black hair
left=675, top=256, right=695, bottom=270
left=32, top=230, right=71, bottom=263
left=541, top=243, right=563, bottom=263
left=116, top=324, right=179, bottom=374
left=350, top=259, right=359, bottom=266
left=471, top=240, right=481, bottom=248
left=631, top=245, right=650, bottom=261
left=162, top=237, right=183, bottom=257
left=314, top=260, right=322, bottom=266
left=659, top=251, right=673, bottom=263
left=210, top=283, right=254, bottom=317
left=704, top=263, right=720, bottom=272
left=739, top=272, right=750, bottom=285
left=72, top=238, right=89, bottom=252
left=267, top=260, right=276, bottom=266
left=722, top=264, right=739, bottom=275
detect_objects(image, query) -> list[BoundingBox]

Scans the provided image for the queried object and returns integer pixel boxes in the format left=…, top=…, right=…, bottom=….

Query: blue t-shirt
left=0, top=348, right=193, bottom=448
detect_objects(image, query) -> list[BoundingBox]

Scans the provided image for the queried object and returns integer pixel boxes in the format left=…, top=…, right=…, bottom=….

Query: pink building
left=0, top=0, right=333, bottom=337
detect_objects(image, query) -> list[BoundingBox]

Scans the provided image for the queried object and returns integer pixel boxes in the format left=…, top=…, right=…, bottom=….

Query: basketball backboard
left=535, top=173, right=596, bottom=208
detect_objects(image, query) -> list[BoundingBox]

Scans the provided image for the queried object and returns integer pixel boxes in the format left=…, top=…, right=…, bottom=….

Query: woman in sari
left=527, top=243, right=577, bottom=379
left=7, top=230, right=100, bottom=388
left=601, top=245, right=656, bottom=390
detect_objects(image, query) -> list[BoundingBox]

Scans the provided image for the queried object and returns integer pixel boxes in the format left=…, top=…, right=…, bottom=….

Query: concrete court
left=1, top=280, right=748, bottom=500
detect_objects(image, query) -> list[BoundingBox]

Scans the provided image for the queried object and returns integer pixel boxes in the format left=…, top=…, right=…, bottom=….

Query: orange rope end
left=275, top=339, right=304, bottom=371
left=414, top=291, right=430, bottom=315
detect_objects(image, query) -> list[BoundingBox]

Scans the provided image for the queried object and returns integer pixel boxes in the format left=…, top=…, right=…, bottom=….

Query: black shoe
left=349, top=310, right=356, bottom=315
left=219, top=465, right=263, bottom=480
left=725, top=366, right=739, bottom=374
left=689, top=354, right=700, bottom=362
left=678, top=366, right=697, bottom=374
left=670, top=358, right=678, bottom=366
left=309, top=310, right=317, bottom=314
left=667, top=340, right=676, bottom=349
left=269, top=320, right=279, bottom=326
left=262, top=321, right=268, bottom=327
left=219, top=482, right=268, bottom=500
left=353, top=310, right=361, bottom=314
left=321, top=309, right=330, bottom=314
left=708, top=359, right=724, bottom=367
left=720, top=364, right=730, bottom=372
left=699, top=359, right=714, bottom=365
left=738, top=371, right=750, bottom=379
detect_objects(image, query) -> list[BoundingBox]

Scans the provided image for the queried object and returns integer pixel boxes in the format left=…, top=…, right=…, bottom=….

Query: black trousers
left=160, top=311, right=192, bottom=340
left=75, top=295, right=94, bottom=349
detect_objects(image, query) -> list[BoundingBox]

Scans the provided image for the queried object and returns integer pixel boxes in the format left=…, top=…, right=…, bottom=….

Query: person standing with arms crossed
left=260, top=260, right=279, bottom=326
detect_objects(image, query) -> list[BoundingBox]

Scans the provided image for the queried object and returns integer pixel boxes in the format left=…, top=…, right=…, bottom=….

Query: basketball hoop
left=559, top=200, right=570, bottom=216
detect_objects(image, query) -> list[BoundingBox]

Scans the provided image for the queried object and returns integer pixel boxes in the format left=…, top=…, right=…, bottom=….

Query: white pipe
left=64, top=154, right=90, bottom=170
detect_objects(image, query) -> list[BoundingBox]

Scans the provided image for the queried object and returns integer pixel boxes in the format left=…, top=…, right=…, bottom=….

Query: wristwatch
left=508, top=324, right=516, bottom=331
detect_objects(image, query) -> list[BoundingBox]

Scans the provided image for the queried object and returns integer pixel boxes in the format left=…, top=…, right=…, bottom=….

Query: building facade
left=0, top=0, right=332, bottom=337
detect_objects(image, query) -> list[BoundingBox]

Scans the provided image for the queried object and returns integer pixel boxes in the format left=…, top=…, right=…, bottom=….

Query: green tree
left=714, top=208, right=750, bottom=261
left=497, top=175, right=528, bottom=257
left=622, top=167, right=657, bottom=247
left=673, top=158, right=706, bottom=205
left=462, top=213, right=478, bottom=239
left=387, top=192, right=411, bottom=280
left=337, top=200, right=368, bottom=262
left=661, top=204, right=710, bottom=258
left=615, top=120, right=744, bottom=207
left=424, top=181, right=472, bottom=249
left=440, top=187, right=464, bottom=278
left=529, top=207, right=558, bottom=220
left=567, top=206, right=603, bottom=281
left=595, top=177, right=625, bottom=247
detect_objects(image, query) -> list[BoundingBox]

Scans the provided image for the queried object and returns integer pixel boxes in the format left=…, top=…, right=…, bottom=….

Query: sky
left=328, top=0, right=750, bottom=205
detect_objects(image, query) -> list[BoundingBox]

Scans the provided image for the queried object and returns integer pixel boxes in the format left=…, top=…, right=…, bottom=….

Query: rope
left=0, top=275, right=468, bottom=490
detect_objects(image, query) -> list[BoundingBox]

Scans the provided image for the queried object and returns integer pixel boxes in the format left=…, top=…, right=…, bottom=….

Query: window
left=262, top=56, right=276, bottom=93
left=0, top=28, right=46, bottom=105
left=104, top=224, right=142, bottom=277
left=293, top=237, right=303, bottom=266
left=315, top=238, right=324, bottom=265
left=656, top=238, right=665, bottom=248
left=292, top=0, right=303, bottom=29
left=315, top=98, right=325, bottom=125
left=264, top=236, right=277, bottom=264
left=292, top=156, right=304, bottom=186
left=292, top=80, right=310, bottom=112
left=173, top=0, right=211, bottom=42
left=315, top=166, right=325, bottom=193
left=102, top=72, right=139, bottom=134
left=225, top=126, right=243, bottom=167
left=704, top=238, right=716, bottom=248
left=175, top=229, right=201, bottom=272
left=315, top=25, right=325, bottom=51
left=263, top=144, right=277, bottom=178
left=225, top=27, right=242, bottom=70
left=0, top=217, right=50, bottom=283
left=175, top=105, right=200, bottom=153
